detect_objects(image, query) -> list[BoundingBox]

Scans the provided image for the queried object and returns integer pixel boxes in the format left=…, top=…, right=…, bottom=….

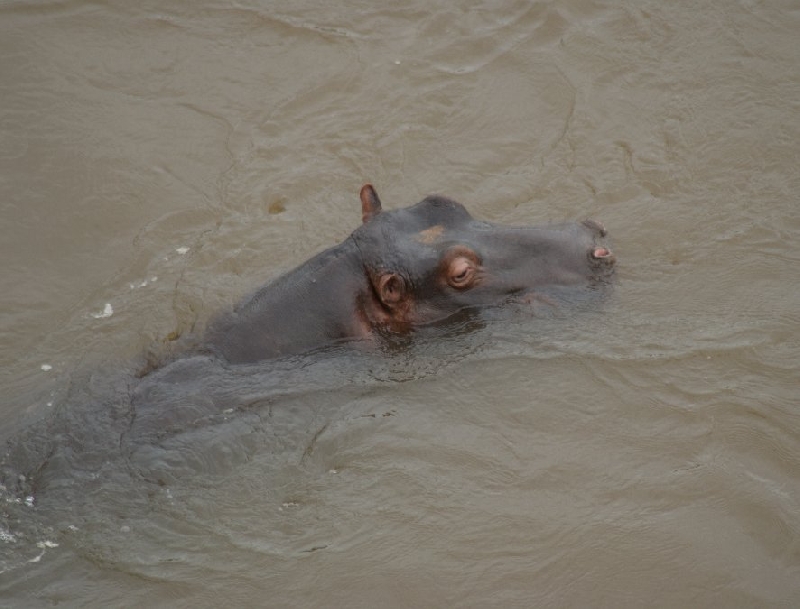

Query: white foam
left=91, top=303, right=113, bottom=319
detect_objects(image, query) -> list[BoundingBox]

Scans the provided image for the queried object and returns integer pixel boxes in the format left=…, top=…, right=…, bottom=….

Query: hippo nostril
left=582, top=219, right=607, bottom=237
left=591, top=247, right=615, bottom=263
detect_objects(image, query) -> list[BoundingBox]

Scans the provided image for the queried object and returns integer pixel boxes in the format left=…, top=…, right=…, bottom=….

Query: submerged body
left=205, top=185, right=615, bottom=363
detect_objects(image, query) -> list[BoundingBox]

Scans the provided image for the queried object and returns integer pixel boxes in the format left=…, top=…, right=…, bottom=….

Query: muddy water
left=2, top=1, right=799, bottom=607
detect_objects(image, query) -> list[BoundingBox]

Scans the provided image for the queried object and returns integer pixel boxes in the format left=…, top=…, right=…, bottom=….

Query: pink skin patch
left=415, top=225, right=445, bottom=244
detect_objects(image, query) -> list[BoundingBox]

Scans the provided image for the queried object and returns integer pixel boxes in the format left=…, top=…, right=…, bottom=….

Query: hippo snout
left=583, top=219, right=616, bottom=270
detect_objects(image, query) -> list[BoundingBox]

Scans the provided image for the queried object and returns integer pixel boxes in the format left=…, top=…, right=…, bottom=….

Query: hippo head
left=351, top=184, right=615, bottom=333
left=203, top=183, right=617, bottom=364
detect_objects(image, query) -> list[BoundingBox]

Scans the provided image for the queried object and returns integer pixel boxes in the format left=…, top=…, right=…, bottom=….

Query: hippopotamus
left=204, top=184, right=615, bottom=363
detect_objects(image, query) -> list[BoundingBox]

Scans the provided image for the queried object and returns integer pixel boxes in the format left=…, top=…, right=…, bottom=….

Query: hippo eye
left=447, top=256, right=477, bottom=289
left=440, top=246, right=481, bottom=289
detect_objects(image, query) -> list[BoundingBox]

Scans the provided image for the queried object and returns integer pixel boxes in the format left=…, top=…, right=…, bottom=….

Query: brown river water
left=1, top=1, right=799, bottom=607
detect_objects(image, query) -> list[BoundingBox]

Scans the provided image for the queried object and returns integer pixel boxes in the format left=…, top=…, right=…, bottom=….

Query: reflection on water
left=2, top=0, right=800, bottom=607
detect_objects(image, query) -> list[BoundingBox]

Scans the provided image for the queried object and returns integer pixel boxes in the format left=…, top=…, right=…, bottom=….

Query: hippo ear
left=360, top=183, right=382, bottom=224
left=377, top=273, right=407, bottom=308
